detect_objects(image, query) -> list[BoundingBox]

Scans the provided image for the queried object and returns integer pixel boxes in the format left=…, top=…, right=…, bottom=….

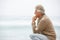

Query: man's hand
left=32, top=16, right=37, bottom=24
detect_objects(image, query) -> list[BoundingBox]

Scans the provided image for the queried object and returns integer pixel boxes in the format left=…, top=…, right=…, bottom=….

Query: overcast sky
left=0, top=0, right=60, bottom=16
left=0, top=0, right=60, bottom=26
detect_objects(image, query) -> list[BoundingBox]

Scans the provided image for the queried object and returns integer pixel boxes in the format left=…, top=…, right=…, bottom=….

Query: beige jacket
left=32, top=15, right=56, bottom=40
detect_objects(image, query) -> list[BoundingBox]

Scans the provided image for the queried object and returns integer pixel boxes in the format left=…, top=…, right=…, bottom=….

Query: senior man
left=30, top=5, right=56, bottom=40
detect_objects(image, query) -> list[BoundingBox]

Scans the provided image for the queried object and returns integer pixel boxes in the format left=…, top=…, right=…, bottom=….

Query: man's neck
left=38, top=15, right=44, bottom=20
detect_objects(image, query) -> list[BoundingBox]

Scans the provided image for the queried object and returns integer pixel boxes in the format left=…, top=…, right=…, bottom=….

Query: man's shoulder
left=41, top=15, right=49, bottom=21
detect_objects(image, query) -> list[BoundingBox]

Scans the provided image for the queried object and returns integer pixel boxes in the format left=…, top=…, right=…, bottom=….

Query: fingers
left=32, top=16, right=37, bottom=22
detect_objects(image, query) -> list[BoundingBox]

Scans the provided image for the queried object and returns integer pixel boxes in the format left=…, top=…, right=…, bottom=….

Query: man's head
left=34, top=5, right=45, bottom=18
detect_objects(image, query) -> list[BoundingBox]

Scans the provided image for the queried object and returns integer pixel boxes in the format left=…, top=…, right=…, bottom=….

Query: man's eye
left=37, top=10, right=40, bottom=12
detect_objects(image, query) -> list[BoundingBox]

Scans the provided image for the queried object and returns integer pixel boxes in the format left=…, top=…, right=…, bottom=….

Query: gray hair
left=35, top=5, right=45, bottom=14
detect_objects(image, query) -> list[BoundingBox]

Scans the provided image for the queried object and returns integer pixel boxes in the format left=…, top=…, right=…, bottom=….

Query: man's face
left=34, top=9, right=41, bottom=17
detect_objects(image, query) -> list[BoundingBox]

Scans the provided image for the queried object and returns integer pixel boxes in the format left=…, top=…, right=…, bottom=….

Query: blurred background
left=0, top=0, right=60, bottom=40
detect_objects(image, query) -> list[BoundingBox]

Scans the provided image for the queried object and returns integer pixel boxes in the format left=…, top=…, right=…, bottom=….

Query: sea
left=0, top=16, right=60, bottom=40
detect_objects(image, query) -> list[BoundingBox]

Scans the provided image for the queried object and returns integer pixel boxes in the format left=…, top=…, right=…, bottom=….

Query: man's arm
left=32, top=19, right=46, bottom=33
left=32, top=16, right=39, bottom=33
left=32, top=22, right=39, bottom=33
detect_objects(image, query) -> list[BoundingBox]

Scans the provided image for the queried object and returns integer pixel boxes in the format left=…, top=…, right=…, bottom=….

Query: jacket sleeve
left=37, top=20, right=47, bottom=33
left=32, top=22, right=39, bottom=33
left=32, top=20, right=47, bottom=33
